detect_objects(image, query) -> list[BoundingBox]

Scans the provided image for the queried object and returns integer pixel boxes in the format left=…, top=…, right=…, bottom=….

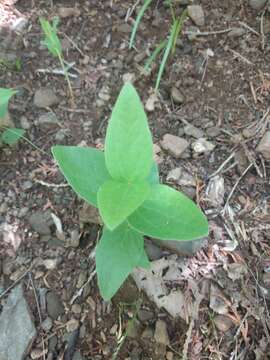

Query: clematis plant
left=52, top=83, right=208, bottom=300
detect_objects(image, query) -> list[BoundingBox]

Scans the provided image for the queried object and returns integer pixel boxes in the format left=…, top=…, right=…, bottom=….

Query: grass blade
left=172, top=9, right=188, bottom=55
left=144, top=39, right=167, bottom=74
left=129, top=0, right=153, bottom=49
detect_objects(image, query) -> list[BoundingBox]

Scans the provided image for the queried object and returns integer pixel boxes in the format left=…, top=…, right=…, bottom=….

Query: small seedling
left=40, top=17, right=74, bottom=105
left=0, top=88, right=25, bottom=145
left=52, top=83, right=208, bottom=300
left=129, top=1, right=188, bottom=91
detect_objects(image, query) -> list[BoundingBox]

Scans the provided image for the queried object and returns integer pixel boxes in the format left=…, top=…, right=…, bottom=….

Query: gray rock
left=184, top=124, right=204, bottom=139
left=213, top=315, right=234, bottom=332
left=171, top=87, right=185, bottom=105
left=160, top=134, right=189, bottom=158
left=256, top=131, right=270, bottom=160
left=187, top=5, right=205, bottom=27
left=0, top=284, right=36, bottom=360
left=137, top=309, right=155, bottom=322
left=37, top=112, right=58, bottom=126
left=206, top=126, right=221, bottom=137
left=166, top=167, right=196, bottom=187
left=206, top=175, right=225, bottom=206
left=249, top=0, right=267, bottom=10
left=153, top=237, right=207, bottom=257
left=46, top=292, right=65, bottom=320
left=145, top=239, right=163, bottom=260
left=20, top=116, right=31, bottom=129
left=29, top=211, right=53, bottom=235
left=192, top=138, right=215, bottom=154
left=41, top=317, right=53, bottom=332
left=21, top=180, right=33, bottom=191
left=34, top=88, right=60, bottom=108
left=154, top=320, right=170, bottom=345
left=126, top=319, right=141, bottom=338
left=72, top=351, right=85, bottom=360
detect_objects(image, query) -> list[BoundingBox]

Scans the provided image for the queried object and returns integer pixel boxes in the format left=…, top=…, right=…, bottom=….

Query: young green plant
left=40, top=18, right=74, bottom=105
left=129, top=1, right=188, bottom=91
left=52, top=83, right=208, bottom=300
left=0, top=88, right=25, bottom=145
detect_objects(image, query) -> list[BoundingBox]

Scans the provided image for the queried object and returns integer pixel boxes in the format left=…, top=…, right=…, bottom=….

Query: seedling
left=40, top=18, right=74, bottom=105
left=0, top=88, right=25, bottom=145
left=52, top=83, right=208, bottom=300
left=129, top=1, right=188, bottom=90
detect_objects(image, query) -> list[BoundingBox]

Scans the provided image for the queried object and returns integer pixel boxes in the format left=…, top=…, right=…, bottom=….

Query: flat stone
left=137, top=309, right=155, bottom=322
left=184, top=124, right=204, bottom=139
left=41, top=317, right=53, bottom=332
left=171, top=87, right=185, bottom=105
left=154, top=320, right=170, bottom=345
left=256, top=131, right=270, bottom=160
left=46, top=291, right=65, bottom=320
left=187, top=5, right=205, bottom=27
left=249, top=0, right=267, bottom=10
left=34, top=88, right=60, bottom=108
left=153, top=237, right=206, bottom=257
left=160, top=134, right=189, bottom=158
left=192, top=138, right=215, bottom=154
left=0, top=284, right=36, bottom=360
left=29, top=211, right=53, bottom=235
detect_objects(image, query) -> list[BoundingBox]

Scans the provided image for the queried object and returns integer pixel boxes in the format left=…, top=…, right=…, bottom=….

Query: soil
left=0, top=0, right=270, bottom=359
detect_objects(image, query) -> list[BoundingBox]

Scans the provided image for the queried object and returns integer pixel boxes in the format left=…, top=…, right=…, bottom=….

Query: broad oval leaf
left=1, top=128, right=25, bottom=145
left=52, top=146, right=111, bottom=207
left=96, top=222, right=148, bottom=300
left=97, top=179, right=150, bottom=230
left=105, top=82, right=153, bottom=181
left=0, top=88, right=17, bottom=118
left=128, top=184, right=208, bottom=241
left=147, top=162, right=159, bottom=185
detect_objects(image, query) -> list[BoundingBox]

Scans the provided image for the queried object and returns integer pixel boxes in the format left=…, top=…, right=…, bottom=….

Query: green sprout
left=129, top=1, right=188, bottom=91
left=0, top=88, right=25, bottom=145
left=40, top=17, right=74, bottom=105
left=52, top=83, right=208, bottom=300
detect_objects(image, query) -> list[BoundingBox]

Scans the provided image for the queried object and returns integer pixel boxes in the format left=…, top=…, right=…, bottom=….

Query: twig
left=34, top=179, right=69, bottom=188
left=209, top=151, right=235, bottom=178
left=228, top=49, right=254, bottom=66
left=223, top=163, right=253, bottom=212
left=260, top=10, right=266, bottom=51
left=29, top=273, right=46, bottom=360
left=183, top=28, right=232, bottom=36
left=239, top=21, right=260, bottom=36
left=70, top=269, right=96, bottom=305
left=0, top=264, right=33, bottom=300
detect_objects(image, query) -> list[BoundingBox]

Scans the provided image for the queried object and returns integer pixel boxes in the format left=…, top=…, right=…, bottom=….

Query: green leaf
left=129, top=0, right=153, bottom=49
left=147, top=162, right=159, bottom=185
left=0, top=88, right=17, bottom=118
left=40, top=17, right=62, bottom=57
left=137, top=248, right=151, bottom=269
left=128, top=184, right=209, bottom=241
left=105, top=82, right=153, bottom=182
left=96, top=222, right=147, bottom=300
left=52, top=146, right=111, bottom=207
left=97, top=179, right=150, bottom=230
left=1, top=128, right=25, bottom=145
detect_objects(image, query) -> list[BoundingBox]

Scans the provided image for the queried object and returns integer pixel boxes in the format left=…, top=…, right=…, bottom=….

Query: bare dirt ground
left=0, top=0, right=270, bottom=359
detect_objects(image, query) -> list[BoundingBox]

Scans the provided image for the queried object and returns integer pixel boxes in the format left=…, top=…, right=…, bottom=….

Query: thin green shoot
left=129, top=0, right=153, bottom=49
left=171, top=9, right=188, bottom=55
left=144, top=39, right=166, bottom=74
left=40, top=17, right=74, bottom=106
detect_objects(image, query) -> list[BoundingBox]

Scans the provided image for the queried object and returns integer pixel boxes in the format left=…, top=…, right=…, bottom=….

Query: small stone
left=110, top=324, right=118, bottom=335
left=66, top=229, right=80, bottom=248
left=184, top=124, right=204, bottom=139
left=228, top=27, right=246, bottom=37
left=166, top=168, right=182, bottom=182
left=117, top=23, right=131, bottom=33
left=145, top=239, right=163, bottom=260
left=78, top=202, right=102, bottom=226
left=21, top=180, right=33, bottom=191
left=58, top=7, right=81, bottom=18
left=171, top=87, right=185, bottom=105
left=71, top=304, right=82, bottom=314
left=66, top=319, right=80, bottom=332
left=160, top=134, right=189, bottom=158
left=29, top=211, right=53, bottom=235
left=187, top=5, right=205, bottom=27
left=166, top=352, right=174, bottom=360
left=41, top=317, right=53, bottom=332
left=34, top=88, right=60, bottom=108
left=137, top=309, right=155, bottom=322
left=123, top=73, right=135, bottom=83
left=43, top=258, right=60, bottom=270
left=145, top=93, right=159, bottom=112
left=256, top=131, right=270, bottom=160
left=142, top=326, right=154, bottom=338
left=206, top=126, right=221, bottom=137
left=98, top=86, right=110, bottom=102
left=249, top=0, right=267, bottom=10
left=46, top=292, right=65, bottom=320
left=154, top=320, right=170, bottom=346
left=213, top=315, right=234, bottom=332
left=37, top=112, right=58, bottom=126
left=20, top=116, right=31, bottom=129
left=192, top=138, right=215, bottom=154
left=76, top=271, right=88, bottom=288
left=31, top=348, right=47, bottom=359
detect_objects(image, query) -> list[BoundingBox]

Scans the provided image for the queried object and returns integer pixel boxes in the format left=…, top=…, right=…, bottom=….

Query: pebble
left=29, top=211, right=53, bottom=235
left=58, top=7, right=81, bottom=18
left=126, top=319, right=141, bottom=338
left=184, top=124, right=204, bottom=139
left=122, top=72, right=135, bottom=83
left=43, top=258, right=60, bottom=270
left=66, top=318, right=80, bottom=332
left=137, top=309, right=155, bottom=322
left=206, top=126, right=221, bottom=137
left=142, top=326, right=154, bottom=338
left=46, top=291, right=65, bottom=320
left=228, top=27, right=246, bottom=38
left=166, top=352, right=174, bottom=360
left=76, top=270, right=88, bottom=288
left=256, top=131, right=270, bottom=160
left=71, top=304, right=82, bottom=314
left=166, top=167, right=196, bottom=187
left=213, top=315, right=234, bottom=332
left=145, top=93, right=159, bottom=112
left=37, top=112, right=58, bottom=126
left=34, top=88, right=60, bottom=108
left=154, top=320, right=170, bottom=345
left=171, top=87, right=185, bottom=105
left=160, top=134, right=189, bottom=158
left=20, top=116, right=31, bottom=129
left=187, top=5, right=205, bottom=27
left=41, top=317, right=53, bottom=332
left=249, top=0, right=267, bottom=10
left=21, top=180, right=33, bottom=191
left=192, top=138, right=215, bottom=154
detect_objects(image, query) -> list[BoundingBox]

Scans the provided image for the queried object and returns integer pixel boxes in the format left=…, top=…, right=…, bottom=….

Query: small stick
left=0, top=264, right=33, bottom=300
left=260, top=10, right=266, bottom=50
left=228, top=48, right=254, bottom=66
left=70, top=269, right=96, bottom=305
left=183, top=28, right=232, bottom=36
left=209, top=151, right=235, bottom=178
left=239, top=21, right=260, bottom=36
left=34, top=179, right=69, bottom=188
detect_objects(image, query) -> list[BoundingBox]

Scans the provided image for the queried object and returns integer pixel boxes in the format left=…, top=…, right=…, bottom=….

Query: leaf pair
left=52, top=83, right=208, bottom=300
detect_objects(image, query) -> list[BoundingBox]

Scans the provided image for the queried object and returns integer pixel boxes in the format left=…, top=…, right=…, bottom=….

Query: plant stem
left=56, top=50, right=75, bottom=107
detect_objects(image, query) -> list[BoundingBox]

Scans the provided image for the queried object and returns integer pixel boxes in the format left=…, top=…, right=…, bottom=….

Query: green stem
left=56, top=50, right=74, bottom=106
